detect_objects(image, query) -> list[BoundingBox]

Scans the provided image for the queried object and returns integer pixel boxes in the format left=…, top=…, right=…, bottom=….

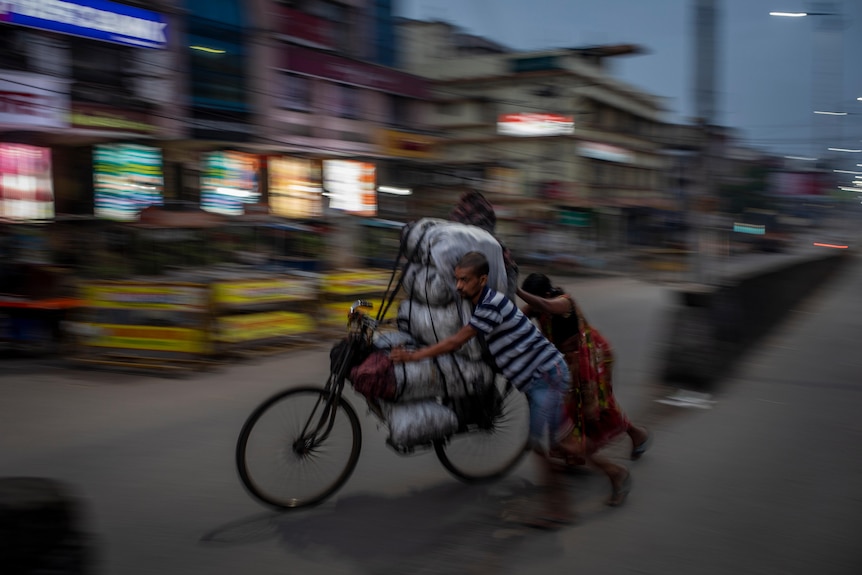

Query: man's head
left=455, top=251, right=489, bottom=303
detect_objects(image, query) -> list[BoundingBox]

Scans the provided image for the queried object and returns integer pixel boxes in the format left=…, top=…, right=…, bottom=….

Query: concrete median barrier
left=661, top=251, right=852, bottom=390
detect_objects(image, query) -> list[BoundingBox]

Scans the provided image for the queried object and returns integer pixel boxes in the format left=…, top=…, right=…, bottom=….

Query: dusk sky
left=398, top=0, right=862, bottom=161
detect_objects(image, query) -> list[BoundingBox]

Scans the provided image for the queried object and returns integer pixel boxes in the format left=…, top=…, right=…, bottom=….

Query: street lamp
left=769, top=11, right=836, bottom=16
left=769, top=2, right=847, bottom=155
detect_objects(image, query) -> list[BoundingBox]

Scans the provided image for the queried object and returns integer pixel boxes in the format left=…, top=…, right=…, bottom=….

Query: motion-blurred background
left=3, top=0, right=860, bottom=361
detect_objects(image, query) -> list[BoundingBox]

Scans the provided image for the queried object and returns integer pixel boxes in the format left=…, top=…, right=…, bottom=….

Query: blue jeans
left=523, top=358, right=571, bottom=450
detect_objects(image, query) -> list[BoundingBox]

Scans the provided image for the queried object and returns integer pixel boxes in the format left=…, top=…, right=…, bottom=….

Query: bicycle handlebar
left=350, top=300, right=374, bottom=315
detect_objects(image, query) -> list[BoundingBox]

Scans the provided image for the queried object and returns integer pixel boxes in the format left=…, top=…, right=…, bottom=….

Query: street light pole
left=770, top=3, right=845, bottom=159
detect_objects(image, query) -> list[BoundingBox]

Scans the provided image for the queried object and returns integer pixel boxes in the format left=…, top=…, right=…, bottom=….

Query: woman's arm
left=516, top=287, right=572, bottom=316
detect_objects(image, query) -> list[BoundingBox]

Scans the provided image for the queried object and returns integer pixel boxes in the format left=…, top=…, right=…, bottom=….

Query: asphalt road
left=2, top=249, right=860, bottom=575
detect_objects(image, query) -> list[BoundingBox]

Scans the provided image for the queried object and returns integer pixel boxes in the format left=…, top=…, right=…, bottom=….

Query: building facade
left=1, top=0, right=438, bottom=270
left=397, top=19, right=674, bottom=259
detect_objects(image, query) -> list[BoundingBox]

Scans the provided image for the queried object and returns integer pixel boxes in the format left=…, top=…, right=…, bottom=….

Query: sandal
left=606, top=471, right=632, bottom=507
left=630, top=431, right=652, bottom=461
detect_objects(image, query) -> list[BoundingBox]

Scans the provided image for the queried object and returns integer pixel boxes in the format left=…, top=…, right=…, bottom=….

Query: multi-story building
left=235, top=0, right=437, bottom=265
left=1, top=0, right=437, bottom=270
left=0, top=0, right=184, bottom=221
left=397, top=19, right=673, bottom=258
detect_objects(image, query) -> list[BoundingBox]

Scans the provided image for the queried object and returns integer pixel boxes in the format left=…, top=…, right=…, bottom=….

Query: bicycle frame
left=295, top=300, right=376, bottom=451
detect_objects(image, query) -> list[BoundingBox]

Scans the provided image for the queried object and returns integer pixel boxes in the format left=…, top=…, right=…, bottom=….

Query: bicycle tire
left=236, top=386, right=362, bottom=510
left=434, top=380, right=530, bottom=482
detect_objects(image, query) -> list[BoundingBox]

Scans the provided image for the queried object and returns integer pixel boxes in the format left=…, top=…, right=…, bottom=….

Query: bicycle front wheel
left=434, top=380, right=530, bottom=482
left=236, top=386, right=362, bottom=510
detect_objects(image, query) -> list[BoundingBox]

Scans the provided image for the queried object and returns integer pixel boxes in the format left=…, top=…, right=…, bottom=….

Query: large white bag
left=401, top=264, right=453, bottom=306
left=385, top=400, right=459, bottom=447
left=402, top=218, right=508, bottom=296
left=396, top=300, right=463, bottom=345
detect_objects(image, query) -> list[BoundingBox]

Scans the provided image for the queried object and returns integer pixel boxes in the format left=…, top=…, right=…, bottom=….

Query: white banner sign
left=497, top=113, right=574, bottom=137
left=0, top=71, right=70, bottom=128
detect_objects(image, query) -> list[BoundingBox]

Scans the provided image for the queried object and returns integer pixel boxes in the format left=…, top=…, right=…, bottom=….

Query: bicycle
left=235, top=299, right=531, bottom=511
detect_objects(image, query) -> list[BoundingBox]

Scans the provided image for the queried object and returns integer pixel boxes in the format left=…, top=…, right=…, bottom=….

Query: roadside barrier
left=71, top=280, right=213, bottom=372
left=209, top=274, right=319, bottom=357
left=660, top=251, right=851, bottom=389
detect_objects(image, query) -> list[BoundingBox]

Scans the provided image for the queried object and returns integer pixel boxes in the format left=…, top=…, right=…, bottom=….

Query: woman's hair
left=457, top=251, right=489, bottom=277
left=522, top=273, right=563, bottom=297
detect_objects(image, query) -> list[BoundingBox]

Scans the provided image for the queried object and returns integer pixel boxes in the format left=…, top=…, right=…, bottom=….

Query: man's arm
left=390, top=323, right=479, bottom=363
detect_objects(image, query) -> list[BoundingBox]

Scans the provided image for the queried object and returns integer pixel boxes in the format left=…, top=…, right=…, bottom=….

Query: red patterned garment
left=537, top=296, right=631, bottom=454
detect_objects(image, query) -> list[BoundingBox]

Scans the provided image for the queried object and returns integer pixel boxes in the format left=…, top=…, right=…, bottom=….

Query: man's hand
left=389, top=346, right=414, bottom=363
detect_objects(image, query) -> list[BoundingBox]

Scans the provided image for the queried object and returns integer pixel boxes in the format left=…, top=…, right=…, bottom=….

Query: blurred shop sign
left=559, top=209, right=592, bottom=227
left=281, top=45, right=429, bottom=99
left=323, top=160, right=376, bottom=217
left=578, top=142, right=635, bottom=164
left=268, top=157, right=323, bottom=219
left=0, top=72, right=69, bottom=128
left=378, top=129, right=436, bottom=159
left=275, top=6, right=336, bottom=50
left=82, top=325, right=209, bottom=353
left=81, top=283, right=209, bottom=311
left=216, top=311, right=316, bottom=344
left=1, top=0, right=168, bottom=49
left=72, top=103, right=158, bottom=134
left=211, top=278, right=318, bottom=308
left=497, top=113, right=574, bottom=137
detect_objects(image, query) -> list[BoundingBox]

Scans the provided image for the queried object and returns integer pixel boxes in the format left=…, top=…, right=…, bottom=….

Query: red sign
left=275, top=7, right=336, bottom=49
left=281, top=45, right=430, bottom=100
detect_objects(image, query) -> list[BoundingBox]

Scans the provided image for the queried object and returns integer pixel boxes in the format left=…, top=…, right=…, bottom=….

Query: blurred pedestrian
left=448, top=189, right=519, bottom=298
left=391, top=251, right=578, bottom=529
left=518, top=272, right=651, bottom=507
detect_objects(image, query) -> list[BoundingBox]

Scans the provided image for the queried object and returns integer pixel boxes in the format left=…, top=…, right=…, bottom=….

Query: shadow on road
left=199, top=476, right=600, bottom=573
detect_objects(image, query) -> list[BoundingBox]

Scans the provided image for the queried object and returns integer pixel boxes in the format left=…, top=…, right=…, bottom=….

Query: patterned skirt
left=562, top=327, right=631, bottom=454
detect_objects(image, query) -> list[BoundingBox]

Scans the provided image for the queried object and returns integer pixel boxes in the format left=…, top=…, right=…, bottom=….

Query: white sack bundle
left=401, top=264, right=453, bottom=306
left=402, top=218, right=508, bottom=296
left=372, top=329, right=416, bottom=350
left=386, top=400, right=459, bottom=447
left=393, top=359, right=443, bottom=401
left=434, top=353, right=496, bottom=394
left=396, top=300, right=463, bottom=345
left=401, top=218, right=448, bottom=262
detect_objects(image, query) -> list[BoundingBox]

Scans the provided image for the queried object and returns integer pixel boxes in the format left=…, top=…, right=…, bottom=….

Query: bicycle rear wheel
left=434, top=379, right=530, bottom=482
left=236, top=386, right=361, bottom=510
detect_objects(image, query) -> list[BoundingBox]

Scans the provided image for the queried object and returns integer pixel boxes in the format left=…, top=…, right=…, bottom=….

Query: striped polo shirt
left=469, top=286, right=563, bottom=390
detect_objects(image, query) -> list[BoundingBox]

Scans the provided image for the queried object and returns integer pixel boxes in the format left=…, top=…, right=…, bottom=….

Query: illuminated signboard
left=268, top=157, right=323, bottom=219
left=0, top=143, right=54, bottom=221
left=0, top=0, right=168, bottom=49
left=0, top=72, right=70, bottom=129
left=497, top=113, right=574, bottom=137
left=323, top=160, right=376, bottom=216
left=578, top=142, right=634, bottom=164
left=200, top=151, right=260, bottom=216
left=93, top=143, right=164, bottom=221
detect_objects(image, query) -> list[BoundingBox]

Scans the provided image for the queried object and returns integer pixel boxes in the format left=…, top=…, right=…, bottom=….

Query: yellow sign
left=212, top=278, right=318, bottom=307
left=70, top=113, right=157, bottom=133
left=216, top=311, right=316, bottom=343
left=83, top=324, right=209, bottom=353
left=82, top=283, right=208, bottom=311
left=321, top=270, right=393, bottom=296
left=378, top=129, right=437, bottom=159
